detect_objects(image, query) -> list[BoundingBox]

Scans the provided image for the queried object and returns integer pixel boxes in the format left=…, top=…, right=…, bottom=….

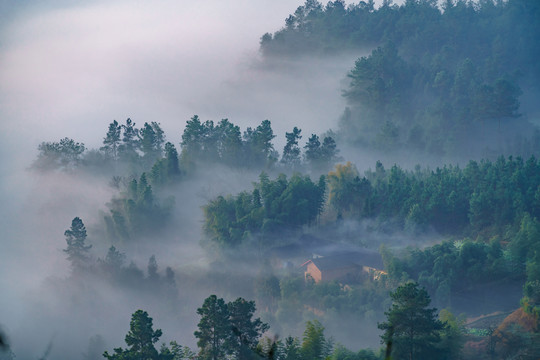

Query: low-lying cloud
left=0, top=0, right=399, bottom=357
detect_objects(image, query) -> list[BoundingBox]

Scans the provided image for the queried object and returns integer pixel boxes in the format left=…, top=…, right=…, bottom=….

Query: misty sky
left=0, top=0, right=408, bottom=280
left=0, top=0, right=403, bottom=180
left=0, top=0, right=350, bottom=154
left=0, top=0, right=330, bottom=288
left=0, top=0, right=365, bottom=290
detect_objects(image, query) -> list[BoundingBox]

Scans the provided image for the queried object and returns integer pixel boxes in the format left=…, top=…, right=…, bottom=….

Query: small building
left=302, top=250, right=385, bottom=284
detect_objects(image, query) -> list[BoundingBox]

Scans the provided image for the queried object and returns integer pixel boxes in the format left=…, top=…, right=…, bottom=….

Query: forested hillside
left=22, top=115, right=540, bottom=359
left=3, top=1, right=540, bottom=359
left=262, top=0, right=540, bottom=159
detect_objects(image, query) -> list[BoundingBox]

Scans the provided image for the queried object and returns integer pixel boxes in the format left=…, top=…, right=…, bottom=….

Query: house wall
left=305, top=262, right=386, bottom=284
left=321, top=265, right=359, bottom=282
left=305, top=262, right=322, bottom=282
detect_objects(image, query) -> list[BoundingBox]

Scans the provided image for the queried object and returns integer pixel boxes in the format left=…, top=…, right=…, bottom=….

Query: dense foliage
left=104, top=173, right=174, bottom=242
left=31, top=116, right=341, bottom=245
left=203, top=173, right=326, bottom=249
left=102, top=289, right=468, bottom=360
left=262, top=0, right=539, bottom=80
left=328, top=157, right=540, bottom=234
left=103, top=310, right=163, bottom=360
left=378, top=282, right=444, bottom=360
left=45, top=138, right=540, bottom=359
left=106, top=306, right=369, bottom=360
left=268, top=274, right=390, bottom=335
left=195, top=295, right=269, bottom=360
left=34, top=137, right=86, bottom=171
left=34, top=117, right=340, bottom=176
left=261, top=0, right=540, bottom=157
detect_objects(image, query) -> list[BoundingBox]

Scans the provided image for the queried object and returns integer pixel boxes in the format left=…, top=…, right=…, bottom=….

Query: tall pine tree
left=103, top=310, right=162, bottom=360
left=378, top=282, right=443, bottom=360
left=63, top=217, right=92, bottom=271
left=195, top=295, right=231, bottom=360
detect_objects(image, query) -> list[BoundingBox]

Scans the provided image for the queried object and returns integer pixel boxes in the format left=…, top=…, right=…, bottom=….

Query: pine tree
left=228, top=298, right=269, bottom=360
left=281, top=127, right=302, bottom=169
left=243, top=120, right=277, bottom=167
left=99, top=246, right=126, bottom=277
left=378, top=282, right=443, bottom=360
left=164, top=142, right=180, bottom=178
left=282, top=336, right=302, bottom=360
left=119, top=118, right=140, bottom=162
left=304, top=134, right=321, bottom=167
left=103, top=310, right=162, bottom=360
left=63, top=217, right=92, bottom=271
left=101, top=120, right=122, bottom=162
left=35, top=137, right=86, bottom=171
left=216, top=119, right=243, bottom=166
left=195, top=295, right=231, bottom=360
left=140, top=122, right=165, bottom=166
left=320, top=136, right=339, bottom=165
left=181, top=115, right=205, bottom=167
left=300, top=320, right=332, bottom=360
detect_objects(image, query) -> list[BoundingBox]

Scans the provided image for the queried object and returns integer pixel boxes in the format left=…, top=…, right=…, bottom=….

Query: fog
left=0, top=1, right=378, bottom=358
left=0, top=0, right=358, bottom=155
left=0, top=0, right=493, bottom=358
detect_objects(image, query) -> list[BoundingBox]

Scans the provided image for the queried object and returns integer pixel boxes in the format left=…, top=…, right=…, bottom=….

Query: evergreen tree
left=282, top=336, right=302, bottom=360
left=63, top=217, right=92, bottom=271
left=149, top=142, right=181, bottom=186
left=304, top=134, right=321, bottom=167
left=254, top=120, right=277, bottom=161
left=119, top=118, right=140, bottom=162
left=103, top=310, right=163, bottom=360
left=228, top=298, right=269, bottom=360
left=320, top=136, right=340, bottom=166
left=181, top=115, right=204, bottom=166
left=137, top=173, right=154, bottom=209
left=243, top=120, right=277, bottom=167
left=344, top=43, right=411, bottom=114
left=437, top=309, right=465, bottom=360
left=378, top=282, right=443, bottom=360
left=330, top=345, right=379, bottom=360
left=216, top=119, right=243, bottom=166
left=164, top=142, right=180, bottom=178
left=194, top=295, right=231, bottom=360
left=34, top=137, right=86, bottom=171
left=101, top=120, right=122, bottom=162
left=303, top=134, right=340, bottom=171
left=300, top=320, right=332, bottom=360
left=281, top=127, right=302, bottom=168
left=140, top=122, right=165, bottom=166
left=165, top=341, right=197, bottom=360
left=99, top=246, right=126, bottom=278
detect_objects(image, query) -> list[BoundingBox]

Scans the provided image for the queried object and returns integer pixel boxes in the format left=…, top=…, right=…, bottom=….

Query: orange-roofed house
left=303, top=251, right=385, bottom=284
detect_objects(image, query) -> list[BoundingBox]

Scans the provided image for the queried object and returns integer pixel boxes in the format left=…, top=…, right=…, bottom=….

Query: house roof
left=267, top=243, right=305, bottom=258
left=312, top=243, right=375, bottom=257
left=308, top=251, right=384, bottom=272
